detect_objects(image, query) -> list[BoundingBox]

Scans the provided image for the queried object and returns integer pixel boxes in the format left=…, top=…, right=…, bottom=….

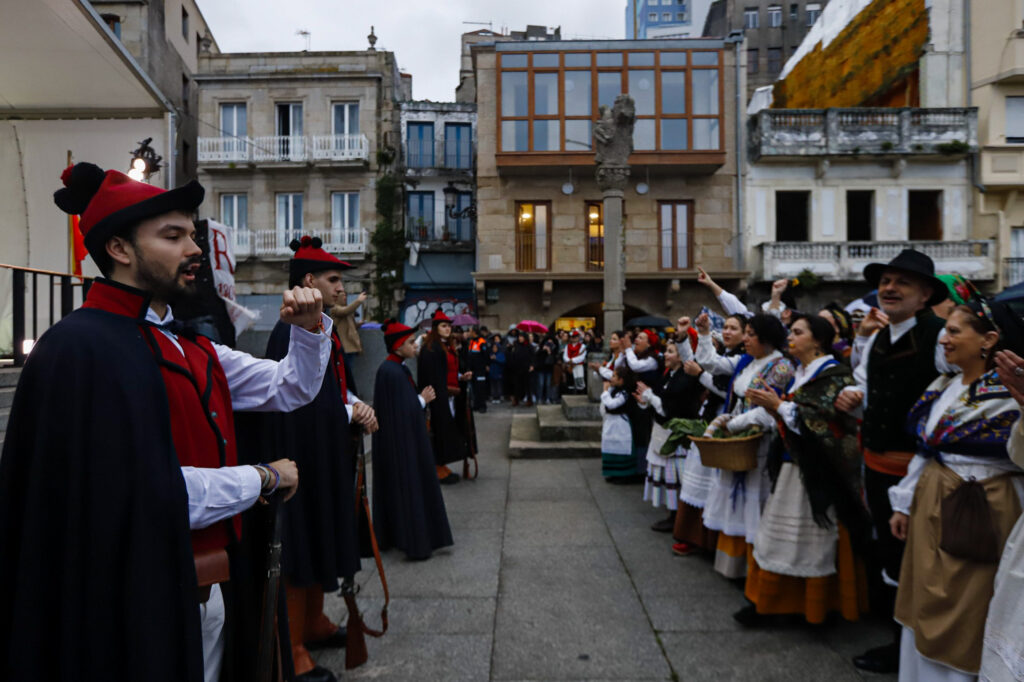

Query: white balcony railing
left=229, top=227, right=367, bottom=258
left=759, top=240, right=997, bottom=281
left=197, top=135, right=370, bottom=164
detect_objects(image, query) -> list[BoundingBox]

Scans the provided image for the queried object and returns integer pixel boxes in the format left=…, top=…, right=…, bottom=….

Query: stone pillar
left=593, top=94, right=636, bottom=335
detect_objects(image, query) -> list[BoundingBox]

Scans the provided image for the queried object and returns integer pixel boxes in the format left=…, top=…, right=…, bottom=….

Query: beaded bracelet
left=263, top=463, right=281, bottom=495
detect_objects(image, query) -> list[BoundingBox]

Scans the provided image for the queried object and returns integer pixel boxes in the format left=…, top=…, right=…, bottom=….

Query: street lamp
left=442, top=181, right=476, bottom=221
left=128, top=137, right=162, bottom=182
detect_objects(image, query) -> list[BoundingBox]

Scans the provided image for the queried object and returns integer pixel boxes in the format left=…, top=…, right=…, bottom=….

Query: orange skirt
left=714, top=533, right=749, bottom=579
left=673, top=502, right=718, bottom=550
left=744, top=526, right=868, bottom=624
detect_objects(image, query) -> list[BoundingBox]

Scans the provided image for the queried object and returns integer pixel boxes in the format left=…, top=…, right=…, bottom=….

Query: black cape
left=0, top=307, right=203, bottom=682
left=236, top=321, right=360, bottom=588
left=371, top=360, right=453, bottom=559
left=417, top=340, right=467, bottom=466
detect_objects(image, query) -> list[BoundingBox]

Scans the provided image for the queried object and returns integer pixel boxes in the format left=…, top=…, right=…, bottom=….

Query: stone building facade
left=193, top=48, right=409, bottom=345
left=470, top=38, right=746, bottom=332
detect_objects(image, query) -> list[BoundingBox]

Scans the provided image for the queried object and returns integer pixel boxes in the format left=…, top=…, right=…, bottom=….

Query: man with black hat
left=418, top=310, right=472, bottom=484
left=834, top=248, right=955, bottom=674
left=241, top=236, right=379, bottom=682
left=0, top=163, right=333, bottom=682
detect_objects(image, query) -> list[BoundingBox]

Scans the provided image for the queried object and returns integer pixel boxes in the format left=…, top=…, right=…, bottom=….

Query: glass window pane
left=502, top=72, right=528, bottom=116
left=292, top=195, right=303, bottom=232
left=565, top=53, right=591, bottom=67
left=660, top=204, right=673, bottom=268
left=1008, top=96, right=1024, bottom=139
left=634, top=119, right=655, bottom=151
left=660, top=52, right=687, bottom=66
left=661, top=119, right=688, bottom=150
left=502, top=120, right=529, bottom=151
left=332, top=193, right=343, bottom=229
left=535, top=204, right=548, bottom=269
left=661, top=71, right=686, bottom=114
left=565, top=71, right=591, bottom=116
left=534, top=73, right=559, bottom=116
left=276, top=195, right=287, bottom=230
left=348, top=193, right=359, bottom=230
left=502, top=53, right=527, bottom=68
left=566, top=120, right=592, bottom=151
left=692, top=69, right=719, bottom=115
left=629, top=52, right=655, bottom=66
left=598, top=72, right=622, bottom=109
left=596, top=52, right=623, bottom=67
left=533, top=53, right=558, bottom=67
left=237, top=196, right=247, bottom=230
left=221, top=195, right=235, bottom=226
left=629, top=70, right=655, bottom=116
left=533, top=120, right=559, bottom=151
left=693, top=119, right=720, bottom=150
left=692, top=52, right=719, bottom=66
left=675, top=204, right=689, bottom=268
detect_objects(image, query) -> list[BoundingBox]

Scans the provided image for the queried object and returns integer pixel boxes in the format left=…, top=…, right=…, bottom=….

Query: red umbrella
left=452, top=313, right=478, bottom=326
left=516, top=320, right=548, bottom=333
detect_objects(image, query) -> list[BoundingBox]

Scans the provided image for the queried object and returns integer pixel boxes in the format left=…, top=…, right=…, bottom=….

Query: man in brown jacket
left=329, top=288, right=367, bottom=356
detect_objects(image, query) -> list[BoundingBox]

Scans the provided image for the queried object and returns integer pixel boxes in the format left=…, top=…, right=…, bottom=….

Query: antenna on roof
left=462, top=21, right=494, bottom=30
left=296, top=29, right=311, bottom=51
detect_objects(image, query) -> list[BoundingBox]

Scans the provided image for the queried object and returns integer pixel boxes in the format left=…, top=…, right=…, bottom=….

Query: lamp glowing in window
left=589, top=210, right=600, bottom=220
left=520, top=211, right=532, bottom=221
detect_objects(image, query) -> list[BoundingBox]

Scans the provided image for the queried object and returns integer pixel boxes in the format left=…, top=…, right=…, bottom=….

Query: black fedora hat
left=863, top=249, right=948, bottom=307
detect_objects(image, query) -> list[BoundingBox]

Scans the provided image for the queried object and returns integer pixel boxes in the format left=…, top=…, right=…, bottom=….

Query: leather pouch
left=940, top=479, right=1000, bottom=563
left=194, top=548, right=230, bottom=602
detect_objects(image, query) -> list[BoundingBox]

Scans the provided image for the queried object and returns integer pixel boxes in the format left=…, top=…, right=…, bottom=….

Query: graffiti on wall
left=402, top=296, right=473, bottom=327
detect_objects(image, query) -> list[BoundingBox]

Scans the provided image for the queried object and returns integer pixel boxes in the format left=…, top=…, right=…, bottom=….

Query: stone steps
left=537, top=404, right=602, bottom=442
left=560, top=394, right=601, bottom=421
left=508, top=413, right=600, bottom=459
left=0, top=368, right=20, bottom=388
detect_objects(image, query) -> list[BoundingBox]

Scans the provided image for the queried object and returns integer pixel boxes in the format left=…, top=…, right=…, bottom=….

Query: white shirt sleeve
left=888, top=454, right=930, bottom=515
left=699, top=370, right=726, bottom=398
left=216, top=314, right=332, bottom=412
left=600, top=389, right=627, bottom=411
left=839, top=332, right=875, bottom=418
left=572, top=348, right=587, bottom=365
left=417, top=395, right=427, bottom=409
left=625, top=347, right=658, bottom=373
left=675, top=336, right=694, bottom=363
left=598, top=365, right=614, bottom=380
left=777, top=401, right=800, bottom=434
left=641, top=387, right=665, bottom=416
left=695, top=333, right=738, bottom=376
left=727, top=406, right=776, bottom=433
left=181, top=465, right=263, bottom=529
left=717, top=290, right=751, bottom=318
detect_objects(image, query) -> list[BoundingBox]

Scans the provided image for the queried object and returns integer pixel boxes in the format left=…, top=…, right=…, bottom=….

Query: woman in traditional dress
left=889, top=299, right=1023, bottom=681
left=696, top=313, right=795, bottom=578
left=592, top=330, right=627, bottom=386
left=981, top=348, right=1024, bottom=682
left=673, top=313, right=746, bottom=556
left=601, top=364, right=637, bottom=483
left=735, top=314, right=870, bottom=625
left=637, top=341, right=704, bottom=530
left=624, top=330, right=663, bottom=482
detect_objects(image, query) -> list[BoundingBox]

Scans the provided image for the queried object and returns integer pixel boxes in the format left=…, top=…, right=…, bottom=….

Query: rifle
left=462, top=384, right=479, bottom=481
left=255, top=497, right=285, bottom=682
left=344, top=430, right=390, bottom=670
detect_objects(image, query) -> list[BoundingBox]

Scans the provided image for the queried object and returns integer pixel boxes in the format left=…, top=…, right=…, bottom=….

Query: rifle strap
left=462, top=402, right=479, bottom=481
left=354, top=448, right=389, bottom=637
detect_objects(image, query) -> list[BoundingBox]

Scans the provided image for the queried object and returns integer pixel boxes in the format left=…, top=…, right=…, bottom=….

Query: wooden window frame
left=584, top=200, right=605, bottom=271
left=657, top=200, right=695, bottom=271
left=515, top=200, right=553, bottom=272
left=497, top=49, right=725, bottom=155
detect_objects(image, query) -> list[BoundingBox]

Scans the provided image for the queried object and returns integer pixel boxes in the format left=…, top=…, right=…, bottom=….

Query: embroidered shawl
left=907, top=370, right=1021, bottom=459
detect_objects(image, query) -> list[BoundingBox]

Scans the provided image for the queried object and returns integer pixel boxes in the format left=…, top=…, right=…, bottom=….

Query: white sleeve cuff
left=418, top=396, right=427, bottom=409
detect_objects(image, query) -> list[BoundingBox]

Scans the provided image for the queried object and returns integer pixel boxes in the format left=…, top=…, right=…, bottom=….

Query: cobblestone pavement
left=319, top=405, right=898, bottom=681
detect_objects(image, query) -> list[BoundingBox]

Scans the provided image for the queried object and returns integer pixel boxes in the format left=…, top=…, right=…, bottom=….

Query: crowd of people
left=589, top=256, right=1024, bottom=681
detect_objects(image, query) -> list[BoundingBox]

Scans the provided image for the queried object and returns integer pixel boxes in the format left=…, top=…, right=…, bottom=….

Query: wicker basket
left=690, top=433, right=763, bottom=472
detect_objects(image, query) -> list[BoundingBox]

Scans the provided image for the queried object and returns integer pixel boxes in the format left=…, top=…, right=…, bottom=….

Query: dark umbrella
left=625, top=315, right=672, bottom=328
left=995, top=281, right=1024, bottom=302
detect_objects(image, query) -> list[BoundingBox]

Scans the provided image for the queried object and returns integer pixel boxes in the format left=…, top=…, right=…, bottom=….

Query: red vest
left=446, top=346, right=460, bottom=389
left=84, top=280, right=240, bottom=554
left=330, top=329, right=348, bottom=403
left=567, top=342, right=584, bottom=359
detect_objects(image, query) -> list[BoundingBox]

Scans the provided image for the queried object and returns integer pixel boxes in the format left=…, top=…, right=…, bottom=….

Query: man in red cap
left=371, top=321, right=453, bottom=559
left=238, top=236, right=378, bottom=682
left=418, top=309, right=473, bottom=483
left=0, top=162, right=334, bottom=682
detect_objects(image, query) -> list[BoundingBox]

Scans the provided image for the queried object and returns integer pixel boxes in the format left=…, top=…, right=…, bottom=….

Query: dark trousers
left=510, top=371, right=529, bottom=402
left=472, top=379, right=489, bottom=411
left=864, top=466, right=905, bottom=638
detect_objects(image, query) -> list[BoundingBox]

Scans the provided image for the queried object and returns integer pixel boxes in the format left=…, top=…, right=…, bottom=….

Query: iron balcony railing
left=405, top=215, right=474, bottom=243
left=197, top=134, right=370, bottom=164
left=402, top=140, right=475, bottom=172
left=1006, top=257, right=1024, bottom=286
left=759, top=240, right=997, bottom=281
left=229, top=227, right=367, bottom=258
left=1, top=264, right=93, bottom=367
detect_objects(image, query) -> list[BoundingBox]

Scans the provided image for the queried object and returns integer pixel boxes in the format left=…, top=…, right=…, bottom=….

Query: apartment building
left=469, top=37, right=746, bottom=331
left=703, top=0, right=828, bottom=101
left=970, top=0, right=1024, bottom=286
left=399, top=101, right=478, bottom=327
left=626, top=0, right=714, bottom=39
left=193, top=46, right=409, bottom=343
left=744, top=0, right=988, bottom=304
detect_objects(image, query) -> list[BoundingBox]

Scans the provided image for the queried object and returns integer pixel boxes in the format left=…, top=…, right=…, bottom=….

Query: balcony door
left=515, top=201, right=550, bottom=271
left=275, top=102, right=304, bottom=160
left=659, top=201, right=692, bottom=270
left=333, top=102, right=360, bottom=153
left=444, top=123, right=472, bottom=169
left=908, top=190, right=942, bottom=241
left=331, top=192, right=360, bottom=247
left=276, top=193, right=303, bottom=250
left=407, top=191, right=435, bottom=240
left=586, top=201, right=604, bottom=270
left=775, top=191, right=810, bottom=242
left=221, top=193, right=248, bottom=253
left=219, top=102, right=247, bottom=159
left=446, top=191, right=473, bottom=241
left=407, top=122, right=434, bottom=169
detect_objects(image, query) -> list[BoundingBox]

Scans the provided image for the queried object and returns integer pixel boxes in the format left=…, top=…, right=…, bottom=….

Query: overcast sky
left=197, top=0, right=627, bottom=102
